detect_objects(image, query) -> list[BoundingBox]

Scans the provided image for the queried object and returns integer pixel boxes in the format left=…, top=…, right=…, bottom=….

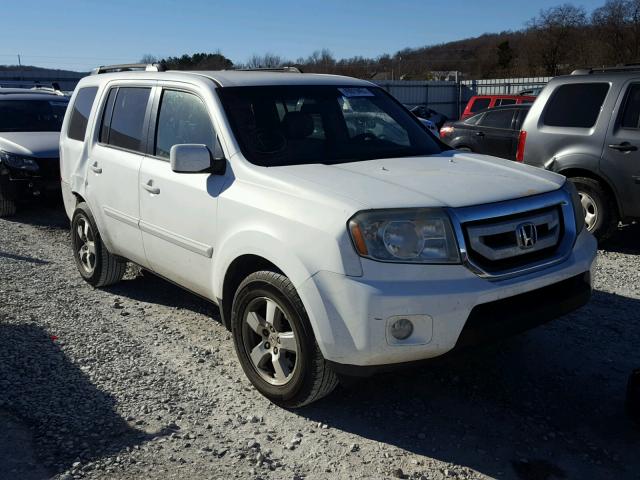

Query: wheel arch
left=214, top=229, right=320, bottom=330
left=558, top=167, right=622, bottom=219
left=219, top=254, right=283, bottom=330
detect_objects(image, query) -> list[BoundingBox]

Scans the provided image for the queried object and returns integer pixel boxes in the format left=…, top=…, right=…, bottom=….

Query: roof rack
left=90, top=63, right=165, bottom=75
left=232, top=66, right=303, bottom=74
left=572, top=64, right=640, bottom=75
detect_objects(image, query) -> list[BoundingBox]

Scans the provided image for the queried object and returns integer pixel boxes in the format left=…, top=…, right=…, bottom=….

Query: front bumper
left=0, top=161, right=61, bottom=200
left=298, top=229, right=597, bottom=370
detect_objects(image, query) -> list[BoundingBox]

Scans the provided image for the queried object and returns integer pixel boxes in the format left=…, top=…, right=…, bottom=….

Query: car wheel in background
left=456, top=146, right=473, bottom=152
left=570, top=177, right=619, bottom=242
left=231, top=270, right=338, bottom=408
left=71, top=202, right=126, bottom=287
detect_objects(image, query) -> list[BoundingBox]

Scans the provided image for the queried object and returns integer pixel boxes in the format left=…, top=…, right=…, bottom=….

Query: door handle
left=142, top=180, right=160, bottom=195
left=475, top=131, right=485, bottom=137
left=608, top=142, right=637, bottom=152
left=90, top=161, right=102, bottom=174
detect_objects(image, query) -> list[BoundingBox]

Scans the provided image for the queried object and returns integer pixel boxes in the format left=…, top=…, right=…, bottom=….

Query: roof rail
left=90, top=63, right=165, bottom=75
left=232, top=66, right=303, bottom=74
left=572, top=64, right=640, bottom=75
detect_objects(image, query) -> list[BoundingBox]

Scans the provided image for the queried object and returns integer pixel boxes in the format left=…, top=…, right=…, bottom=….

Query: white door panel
left=139, top=157, right=223, bottom=298
left=86, top=144, right=146, bottom=265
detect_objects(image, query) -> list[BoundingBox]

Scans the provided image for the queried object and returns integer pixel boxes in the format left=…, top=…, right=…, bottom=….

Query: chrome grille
left=447, top=188, right=578, bottom=281
left=466, top=208, right=561, bottom=262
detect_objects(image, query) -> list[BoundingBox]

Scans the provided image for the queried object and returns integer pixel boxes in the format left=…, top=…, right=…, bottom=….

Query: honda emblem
left=516, top=222, right=538, bottom=250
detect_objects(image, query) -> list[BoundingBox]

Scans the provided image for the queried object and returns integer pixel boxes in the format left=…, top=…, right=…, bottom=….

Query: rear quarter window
left=543, top=83, right=609, bottom=128
left=67, top=87, right=98, bottom=141
left=470, top=98, right=491, bottom=113
left=478, top=109, right=515, bottom=129
left=100, top=87, right=151, bottom=152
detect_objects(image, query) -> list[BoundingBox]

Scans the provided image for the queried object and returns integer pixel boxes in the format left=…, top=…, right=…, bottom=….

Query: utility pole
left=17, top=54, right=23, bottom=83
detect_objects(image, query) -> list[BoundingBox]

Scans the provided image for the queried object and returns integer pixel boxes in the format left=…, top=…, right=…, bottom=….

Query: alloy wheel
left=75, top=216, right=97, bottom=274
left=241, top=296, right=299, bottom=386
left=579, top=192, right=598, bottom=232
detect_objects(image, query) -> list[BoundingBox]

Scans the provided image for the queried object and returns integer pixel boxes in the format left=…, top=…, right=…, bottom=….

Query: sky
left=1, top=0, right=607, bottom=72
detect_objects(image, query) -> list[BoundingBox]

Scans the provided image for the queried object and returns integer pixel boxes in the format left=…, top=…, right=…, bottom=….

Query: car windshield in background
left=0, top=99, right=68, bottom=132
left=217, top=86, right=443, bottom=166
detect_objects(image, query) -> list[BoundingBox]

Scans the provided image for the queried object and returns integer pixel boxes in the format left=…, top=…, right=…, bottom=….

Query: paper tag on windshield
left=338, top=87, right=374, bottom=97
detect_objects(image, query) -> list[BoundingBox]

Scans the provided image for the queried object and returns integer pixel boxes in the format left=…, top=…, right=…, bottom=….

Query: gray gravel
left=1, top=202, right=639, bottom=480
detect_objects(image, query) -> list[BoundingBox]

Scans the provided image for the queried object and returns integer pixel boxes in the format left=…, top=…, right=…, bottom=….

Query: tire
left=231, top=271, right=338, bottom=408
left=0, top=184, right=16, bottom=217
left=456, top=146, right=473, bottom=152
left=570, top=177, right=618, bottom=242
left=71, top=202, right=126, bottom=287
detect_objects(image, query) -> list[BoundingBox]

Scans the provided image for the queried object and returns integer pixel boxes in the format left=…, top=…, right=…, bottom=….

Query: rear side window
left=68, top=87, right=98, bottom=141
left=620, top=84, right=640, bottom=129
left=155, top=90, right=215, bottom=159
left=464, top=114, right=483, bottom=125
left=478, top=109, right=514, bottom=129
left=100, top=87, right=151, bottom=152
left=470, top=98, right=490, bottom=112
left=496, top=98, right=516, bottom=106
left=543, top=83, right=609, bottom=128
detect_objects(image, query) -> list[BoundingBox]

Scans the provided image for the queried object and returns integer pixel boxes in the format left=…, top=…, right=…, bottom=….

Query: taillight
left=516, top=130, right=527, bottom=162
left=439, top=126, right=454, bottom=138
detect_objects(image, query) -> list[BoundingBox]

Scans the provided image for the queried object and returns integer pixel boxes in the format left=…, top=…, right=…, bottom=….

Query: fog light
left=390, top=318, right=413, bottom=340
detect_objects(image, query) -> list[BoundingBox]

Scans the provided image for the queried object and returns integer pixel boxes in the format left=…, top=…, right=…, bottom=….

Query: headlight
left=564, top=180, right=585, bottom=234
left=348, top=208, right=460, bottom=263
left=0, top=151, right=40, bottom=172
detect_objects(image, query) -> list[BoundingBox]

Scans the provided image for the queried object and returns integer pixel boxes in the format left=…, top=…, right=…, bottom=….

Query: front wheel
left=71, top=202, right=126, bottom=287
left=231, top=271, right=338, bottom=408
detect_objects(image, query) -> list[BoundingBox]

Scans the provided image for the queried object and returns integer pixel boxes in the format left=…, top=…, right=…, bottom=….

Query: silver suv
left=519, top=66, right=640, bottom=240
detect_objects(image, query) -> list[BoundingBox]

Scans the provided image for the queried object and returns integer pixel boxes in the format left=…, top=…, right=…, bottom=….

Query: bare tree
left=139, top=54, right=158, bottom=64
left=245, top=53, right=286, bottom=69
left=527, top=4, right=587, bottom=75
left=592, top=0, right=631, bottom=64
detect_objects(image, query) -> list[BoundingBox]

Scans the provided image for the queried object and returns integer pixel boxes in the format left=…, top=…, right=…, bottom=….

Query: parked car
left=409, top=105, right=448, bottom=128
left=439, top=104, right=531, bottom=160
left=0, top=89, right=69, bottom=216
left=60, top=64, right=596, bottom=407
left=461, top=94, right=535, bottom=120
left=519, top=66, right=640, bottom=240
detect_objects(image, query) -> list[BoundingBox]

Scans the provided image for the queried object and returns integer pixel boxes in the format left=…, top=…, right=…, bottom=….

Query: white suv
left=60, top=64, right=597, bottom=407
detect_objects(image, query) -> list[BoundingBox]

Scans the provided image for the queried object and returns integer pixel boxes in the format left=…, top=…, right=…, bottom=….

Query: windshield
left=217, top=86, right=443, bottom=166
left=0, top=99, right=68, bottom=132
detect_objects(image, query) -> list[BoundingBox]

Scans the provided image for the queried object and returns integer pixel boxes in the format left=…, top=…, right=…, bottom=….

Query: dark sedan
left=439, top=104, right=531, bottom=161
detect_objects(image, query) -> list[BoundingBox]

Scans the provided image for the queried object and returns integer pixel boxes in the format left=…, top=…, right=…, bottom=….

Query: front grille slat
left=463, top=206, right=563, bottom=273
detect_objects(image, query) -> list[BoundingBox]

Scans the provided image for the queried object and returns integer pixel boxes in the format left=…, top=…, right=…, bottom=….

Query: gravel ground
left=1, top=202, right=638, bottom=480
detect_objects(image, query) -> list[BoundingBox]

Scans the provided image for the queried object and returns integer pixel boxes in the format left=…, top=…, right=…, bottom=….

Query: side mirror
left=170, top=144, right=212, bottom=173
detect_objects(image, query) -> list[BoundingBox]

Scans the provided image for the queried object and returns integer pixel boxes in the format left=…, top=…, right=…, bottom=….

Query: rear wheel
left=71, top=202, right=126, bottom=287
left=570, top=177, right=618, bottom=242
left=231, top=271, right=338, bottom=408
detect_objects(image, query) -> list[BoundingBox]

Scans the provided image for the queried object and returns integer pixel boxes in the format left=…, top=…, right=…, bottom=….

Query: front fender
left=213, top=229, right=314, bottom=298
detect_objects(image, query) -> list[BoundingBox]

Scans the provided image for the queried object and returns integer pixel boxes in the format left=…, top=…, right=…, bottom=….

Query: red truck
left=461, top=94, right=535, bottom=120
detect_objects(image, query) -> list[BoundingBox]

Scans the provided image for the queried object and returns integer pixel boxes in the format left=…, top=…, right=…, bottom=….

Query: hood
left=274, top=151, right=565, bottom=209
left=0, top=132, right=61, bottom=158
